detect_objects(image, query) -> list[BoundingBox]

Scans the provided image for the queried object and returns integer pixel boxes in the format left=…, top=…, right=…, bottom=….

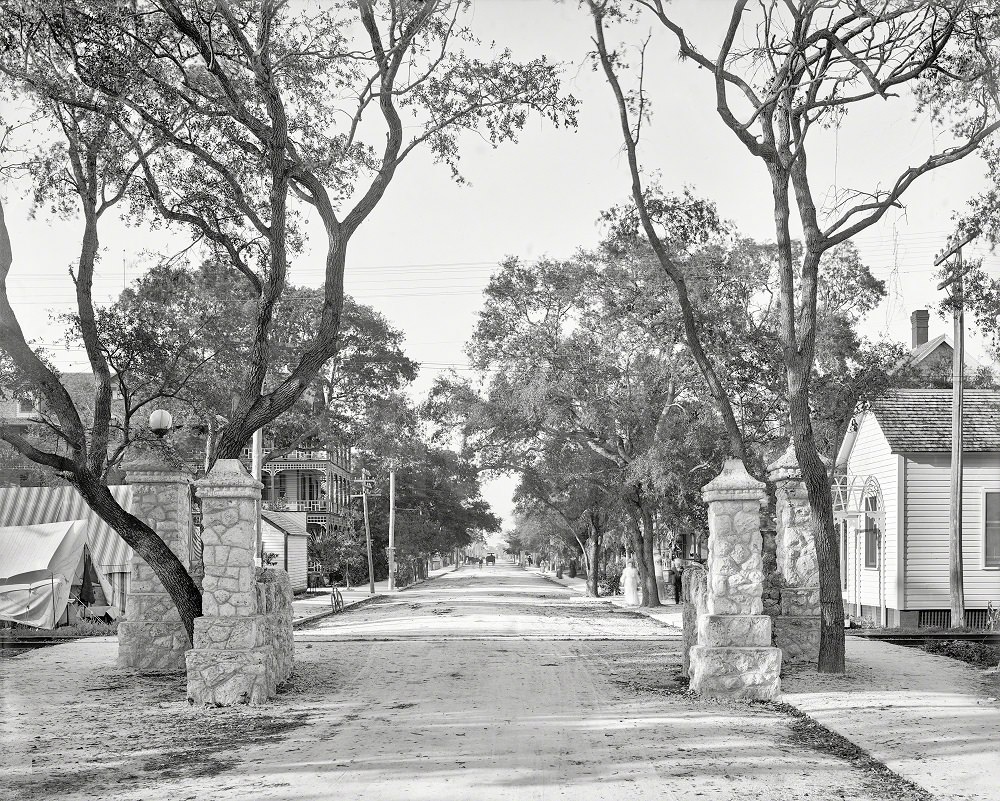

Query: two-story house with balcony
left=244, top=439, right=354, bottom=539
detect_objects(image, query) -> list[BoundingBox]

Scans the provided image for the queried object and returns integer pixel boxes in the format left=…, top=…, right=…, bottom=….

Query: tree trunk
left=625, top=505, right=645, bottom=598
left=788, top=370, right=846, bottom=673
left=771, top=156, right=846, bottom=672
left=625, top=496, right=661, bottom=607
left=73, top=472, right=201, bottom=643
left=587, top=531, right=600, bottom=597
left=638, top=504, right=662, bottom=607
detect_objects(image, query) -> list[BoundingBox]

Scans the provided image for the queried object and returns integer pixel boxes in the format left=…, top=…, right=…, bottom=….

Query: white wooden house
left=261, top=510, right=309, bottom=593
left=836, top=389, right=1000, bottom=627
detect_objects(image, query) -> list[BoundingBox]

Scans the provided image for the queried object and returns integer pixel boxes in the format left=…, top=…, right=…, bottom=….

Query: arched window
left=862, top=478, right=884, bottom=569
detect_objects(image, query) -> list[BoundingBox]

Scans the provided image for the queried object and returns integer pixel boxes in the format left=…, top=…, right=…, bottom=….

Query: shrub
left=598, top=564, right=622, bottom=597
left=922, top=639, right=1000, bottom=668
left=65, top=618, right=119, bottom=637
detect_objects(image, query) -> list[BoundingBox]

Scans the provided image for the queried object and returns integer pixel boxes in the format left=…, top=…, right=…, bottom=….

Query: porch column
left=768, top=444, right=824, bottom=665
left=118, top=448, right=193, bottom=672
left=690, top=458, right=781, bottom=700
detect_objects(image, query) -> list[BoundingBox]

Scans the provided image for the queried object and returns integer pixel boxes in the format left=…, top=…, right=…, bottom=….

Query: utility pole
left=936, top=228, right=979, bottom=628
left=352, top=469, right=377, bottom=595
left=387, top=468, right=396, bottom=591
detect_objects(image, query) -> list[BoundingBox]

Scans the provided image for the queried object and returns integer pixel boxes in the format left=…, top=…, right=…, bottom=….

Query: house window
left=986, top=492, right=1000, bottom=568
left=16, top=396, right=36, bottom=416
left=299, top=472, right=323, bottom=503
left=864, top=494, right=880, bottom=569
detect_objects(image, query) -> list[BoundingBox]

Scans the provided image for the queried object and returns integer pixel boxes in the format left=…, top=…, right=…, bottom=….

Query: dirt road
left=2, top=562, right=923, bottom=801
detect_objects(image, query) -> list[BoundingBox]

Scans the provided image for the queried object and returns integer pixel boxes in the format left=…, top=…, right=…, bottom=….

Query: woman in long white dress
left=621, top=558, right=640, bottom=606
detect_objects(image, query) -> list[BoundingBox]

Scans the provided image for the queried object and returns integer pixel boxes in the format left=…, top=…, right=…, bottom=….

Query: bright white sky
left=3, top=0, right=997, bottom=533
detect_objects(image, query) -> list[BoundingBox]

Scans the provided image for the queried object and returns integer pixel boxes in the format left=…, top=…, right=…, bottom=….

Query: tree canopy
left=0, top=0, right=575, bottom=639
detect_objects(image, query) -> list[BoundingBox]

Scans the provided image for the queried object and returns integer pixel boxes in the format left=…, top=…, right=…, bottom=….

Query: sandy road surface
left=3, top=563, right=920, bottom=801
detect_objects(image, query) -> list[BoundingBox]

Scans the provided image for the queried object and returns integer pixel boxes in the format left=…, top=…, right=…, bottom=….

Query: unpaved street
left=3, top=563, right=923, bottom=801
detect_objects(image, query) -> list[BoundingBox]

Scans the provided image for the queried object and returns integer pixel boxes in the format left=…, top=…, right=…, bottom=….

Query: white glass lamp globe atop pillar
left=149, top=409, right=173, bottom=438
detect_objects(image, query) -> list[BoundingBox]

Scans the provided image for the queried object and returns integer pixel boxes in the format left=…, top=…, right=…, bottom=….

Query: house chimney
left=911, top=309, right=929, bottom=348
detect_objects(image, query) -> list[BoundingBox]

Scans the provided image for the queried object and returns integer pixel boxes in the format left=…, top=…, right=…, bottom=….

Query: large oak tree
left=0, top=0, right=576, bottom=640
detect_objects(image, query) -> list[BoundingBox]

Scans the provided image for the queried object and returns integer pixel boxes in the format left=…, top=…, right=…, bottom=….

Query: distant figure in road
left=479, top=558, right=484, bottom=569
left=671, top=555, right=685, bottom=604
left=527, top=555, right=533, bottom=567
left=621, top=559, right=640, bottom=606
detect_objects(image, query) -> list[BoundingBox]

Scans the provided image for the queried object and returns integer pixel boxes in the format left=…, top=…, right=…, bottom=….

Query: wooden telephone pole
left=387, top=468, right=397, bottom=591
left=352, top=469, right=378, bottom=595
left=935, top=229, right=979, bottom=628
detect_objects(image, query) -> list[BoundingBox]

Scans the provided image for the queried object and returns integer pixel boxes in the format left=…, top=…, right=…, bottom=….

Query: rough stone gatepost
left=689, top=458, right=782, bottom=700
left=186, top=459, right=293, bottom=706
left=767, top=444, right=824, bottom=666
left=118, top=448, right=193, bottom=672
left=760, top=527, right=781, bottom=629
left=681, top=562, right=707, bottom=678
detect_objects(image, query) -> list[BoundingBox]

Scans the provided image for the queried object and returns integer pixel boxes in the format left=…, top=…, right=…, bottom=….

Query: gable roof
left=909, top=333, right=949, bottom=365
left=261, top=509, right=309, bottom=538
left=903, top=333, right=984, bottom=374
left=869, top=389, right=1000, bottom=453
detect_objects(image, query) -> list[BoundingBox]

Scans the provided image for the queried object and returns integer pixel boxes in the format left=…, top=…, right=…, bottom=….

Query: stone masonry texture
left=681, top=563, right=707, bottom=678
left=760, top=528, right=781, bottom=628
left=186, top=460, right=293, bottom=706
left=767, top=444, right=823, bottom=666
left=690, top=459, right=782, bottom=701
left=118, top=448, right=193, bottom=673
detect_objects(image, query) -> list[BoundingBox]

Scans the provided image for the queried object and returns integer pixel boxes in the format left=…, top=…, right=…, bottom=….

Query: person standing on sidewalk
left=671, top=554, right=685, bottom=604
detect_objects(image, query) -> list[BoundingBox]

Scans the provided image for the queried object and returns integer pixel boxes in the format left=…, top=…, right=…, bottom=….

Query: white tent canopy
left=0, top=485, right=134, bottom=617
left=0, top=520, right=90, bottom=629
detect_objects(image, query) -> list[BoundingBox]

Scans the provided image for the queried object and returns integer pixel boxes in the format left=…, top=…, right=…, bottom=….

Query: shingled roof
left=870, top=389, right=1000, bottom=453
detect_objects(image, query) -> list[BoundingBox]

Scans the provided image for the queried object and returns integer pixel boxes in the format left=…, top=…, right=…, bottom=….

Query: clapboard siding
left=845, top=414, right=899, bottom=611
left=285, top=534, right=308, bottom=592
left=261, top=522, right=309, bottom=593
left=904, top=453, right=1000, bottom=608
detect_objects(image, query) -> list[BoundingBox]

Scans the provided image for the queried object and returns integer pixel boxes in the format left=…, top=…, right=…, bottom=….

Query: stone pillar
left=768, top=444, right=824, bottom=665
left=689, top=459, right=781, bottom=700
left=118, top=449, right=193, bottom=672
left=186, top=459, right=278, bottom=706
left=681, top=562, right=707, bottom=678
left=760, top=528, right=781, bottom=627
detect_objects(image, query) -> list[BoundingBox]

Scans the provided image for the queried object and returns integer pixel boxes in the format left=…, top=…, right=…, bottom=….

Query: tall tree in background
left=92, top=261, right=418, bottom=471
left=0, top=0, right=576, bottom=640
left=588, top=0, right=1000, bottom=672
left=435, top=251, right=720, bottom=606
left=513, top=443, right=620, bottom=595
left=359, top=441, right=500, bottom=581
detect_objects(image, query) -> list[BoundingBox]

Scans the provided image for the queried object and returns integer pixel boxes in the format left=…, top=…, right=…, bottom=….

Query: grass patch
left=849, top=625, right=993, bottom=636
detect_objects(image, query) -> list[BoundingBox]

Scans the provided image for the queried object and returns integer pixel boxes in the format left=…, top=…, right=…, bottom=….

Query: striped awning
left=0, top=485, right=133, bottom=573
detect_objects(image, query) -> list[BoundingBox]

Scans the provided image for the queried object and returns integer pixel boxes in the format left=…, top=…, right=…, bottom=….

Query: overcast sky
left=3, top=0, right=997, bottom=533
